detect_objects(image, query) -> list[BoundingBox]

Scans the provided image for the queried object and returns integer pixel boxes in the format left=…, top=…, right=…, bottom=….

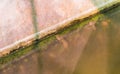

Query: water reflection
left=0, top=5, right=120, bottom=74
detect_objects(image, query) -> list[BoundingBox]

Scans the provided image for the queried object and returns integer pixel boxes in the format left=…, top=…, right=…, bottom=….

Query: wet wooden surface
left=0, top=0, right=117, bottom=51
left=0, top=6, right=120, bottom=74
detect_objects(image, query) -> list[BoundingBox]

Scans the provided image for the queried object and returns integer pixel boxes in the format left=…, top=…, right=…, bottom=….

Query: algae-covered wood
left=0, top=0, right=119, bottom=56
left=0, top=5, right=120, bottom=74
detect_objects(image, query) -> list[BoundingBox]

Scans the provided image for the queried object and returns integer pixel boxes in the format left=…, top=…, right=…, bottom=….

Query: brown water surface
left=0, top=6, right=120, bottom=74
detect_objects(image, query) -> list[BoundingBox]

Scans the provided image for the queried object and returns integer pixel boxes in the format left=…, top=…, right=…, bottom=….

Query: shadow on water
left=0, top=3, right=120, bottom=74
left=74, top=6, right=120, bottom=74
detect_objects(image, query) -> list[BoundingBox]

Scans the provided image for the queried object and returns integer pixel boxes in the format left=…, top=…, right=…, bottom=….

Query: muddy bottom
left=0, top=6, right=120, bottom=74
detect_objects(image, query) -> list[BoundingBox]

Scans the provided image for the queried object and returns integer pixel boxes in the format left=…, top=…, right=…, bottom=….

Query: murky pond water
left=0, top=6, right=120, bottom=74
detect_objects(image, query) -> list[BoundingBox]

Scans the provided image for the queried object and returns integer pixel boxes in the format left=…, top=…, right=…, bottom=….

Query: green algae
left=0, top=4, right=119, bottom=69
left=0, top=14, right=100, bottom=69
left=0, top=34, right=56, bottom=68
